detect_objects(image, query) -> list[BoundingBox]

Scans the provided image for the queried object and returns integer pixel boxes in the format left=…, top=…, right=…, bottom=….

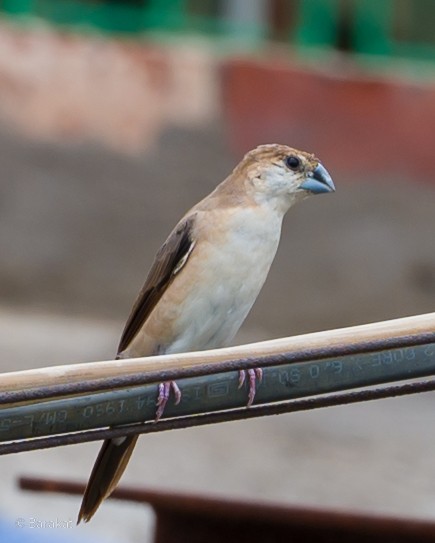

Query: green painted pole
left=0, top=342, right=434, bottom=443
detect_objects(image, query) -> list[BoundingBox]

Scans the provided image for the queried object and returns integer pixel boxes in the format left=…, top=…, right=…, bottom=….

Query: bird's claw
left=155, top=380, right=181, bottom=422
left=238, top=368, right=263, bottom=407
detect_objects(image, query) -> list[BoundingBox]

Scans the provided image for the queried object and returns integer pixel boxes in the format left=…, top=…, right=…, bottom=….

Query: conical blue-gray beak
left=300, top=164, right=335, bottom=194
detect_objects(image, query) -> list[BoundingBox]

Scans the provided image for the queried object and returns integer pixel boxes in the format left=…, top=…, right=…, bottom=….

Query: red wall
left=222, top=57, right=435, bottom=180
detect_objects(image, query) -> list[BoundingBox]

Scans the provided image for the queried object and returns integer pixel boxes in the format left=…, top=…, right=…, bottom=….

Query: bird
left=77, top=143, right=335, bottom=523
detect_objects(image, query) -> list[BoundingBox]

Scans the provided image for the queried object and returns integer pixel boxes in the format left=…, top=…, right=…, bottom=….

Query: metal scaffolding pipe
left=2, top=378, right=435, bottom=456
left=0, top=313, right=433, bottom=455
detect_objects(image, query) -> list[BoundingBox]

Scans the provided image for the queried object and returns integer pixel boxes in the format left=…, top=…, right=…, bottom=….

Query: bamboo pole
left=0, top=313, right=434, bottom=393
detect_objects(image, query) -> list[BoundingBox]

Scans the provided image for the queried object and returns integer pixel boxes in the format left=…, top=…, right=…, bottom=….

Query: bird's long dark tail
left=77, top=435, right=138, bottom=523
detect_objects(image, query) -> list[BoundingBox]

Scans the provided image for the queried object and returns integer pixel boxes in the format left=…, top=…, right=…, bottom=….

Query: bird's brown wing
left=78, top=215, right=196, bottom=524
left=117, top=215, right=196, bottom=355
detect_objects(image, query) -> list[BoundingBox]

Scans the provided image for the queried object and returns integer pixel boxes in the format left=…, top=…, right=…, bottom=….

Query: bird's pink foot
left=155, top=380, right=181, bottom=421
left=238, top=368, right=263, bottom=407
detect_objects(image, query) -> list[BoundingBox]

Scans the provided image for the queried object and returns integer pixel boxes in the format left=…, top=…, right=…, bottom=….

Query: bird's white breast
left=122, top=206, right=285, bottom=359
left=164, top=207, right=283, bottom=354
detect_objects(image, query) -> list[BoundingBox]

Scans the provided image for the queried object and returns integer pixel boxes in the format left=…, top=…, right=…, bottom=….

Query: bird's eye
left=285, top=156, right=301, bottom=171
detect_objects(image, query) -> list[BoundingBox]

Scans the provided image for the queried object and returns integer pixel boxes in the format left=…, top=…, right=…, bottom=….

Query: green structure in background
left=2, top=0, right=435, bottom=61
left=0, top=0, right=266, bottom=39
left=2, top=0, right=190, bottom=34
left=295, top=0, right=392, bottom=55
left=296, top=0, right=435, bottom=61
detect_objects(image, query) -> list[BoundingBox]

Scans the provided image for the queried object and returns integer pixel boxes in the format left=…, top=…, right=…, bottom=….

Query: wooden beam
left=0, top=312, right=433, bottom=393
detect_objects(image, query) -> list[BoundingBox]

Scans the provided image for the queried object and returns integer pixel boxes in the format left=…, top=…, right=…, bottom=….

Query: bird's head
left=239, top=144, right=335, bottom=213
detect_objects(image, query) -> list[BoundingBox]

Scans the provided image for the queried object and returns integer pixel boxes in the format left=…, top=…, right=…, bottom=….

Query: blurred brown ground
left=0, top=21, right=434, bottom=543
left=1, top=121, right=435, bottom=543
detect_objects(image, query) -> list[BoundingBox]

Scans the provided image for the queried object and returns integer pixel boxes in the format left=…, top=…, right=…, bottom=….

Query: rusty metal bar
left=17, top=476, right=435, bottom=542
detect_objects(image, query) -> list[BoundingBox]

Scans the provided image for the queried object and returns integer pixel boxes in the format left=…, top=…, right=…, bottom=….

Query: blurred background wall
left=0, top=0, right=434, bottom=336
left=0, top=1, right=434, bottom=542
